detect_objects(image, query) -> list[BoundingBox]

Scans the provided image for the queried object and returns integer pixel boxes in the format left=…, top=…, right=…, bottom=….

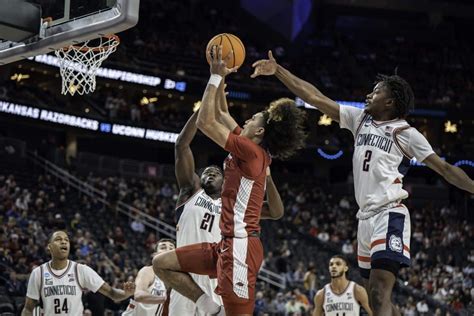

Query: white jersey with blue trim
left=339, top=106, right=434, bottom=219
left=323, top=281, right=360, bottom=316
left=26, top=260, right=105, bottom=316
left=170, top=188, right=223, bottom=315
left=122, top=275, right=167, bottom=316
left=175, top=188, right=222, bottom=247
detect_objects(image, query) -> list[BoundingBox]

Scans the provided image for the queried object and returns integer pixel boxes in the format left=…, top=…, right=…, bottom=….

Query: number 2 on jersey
left=54, top=298, right=68, bottom=314
left=200, top=213, right=215, bottom=232
left=362, top=150, right=372, bottom=172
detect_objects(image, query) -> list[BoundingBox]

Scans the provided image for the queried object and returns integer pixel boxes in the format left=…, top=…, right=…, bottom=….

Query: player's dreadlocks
left=261, top=98, right=307, bottom=160
left=376, top=74, right=415, bottom=118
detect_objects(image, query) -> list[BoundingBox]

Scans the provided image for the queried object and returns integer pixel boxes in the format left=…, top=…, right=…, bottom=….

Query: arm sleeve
left=395, top=128, right=434, bottom=161
left=224, top=133, right=259, bottom=162
left=339, top=106, right=365, bottom=136
left=78, top=264, right=105, bottom=293
left=224, top=132, right=267, bottom=178
left=26, top=268, right=40, bottom=300
left=406, top=129, right=435, bottom=162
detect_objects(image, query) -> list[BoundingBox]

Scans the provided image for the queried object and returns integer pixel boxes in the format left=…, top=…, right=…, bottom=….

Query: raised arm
left=354, top=284, right=373, bottom=316
left=423, top=154, right=474, bottom=193
left=134, top=266, right=167, bottom=304
left=261, top=167, right=284, bottom=220
left=196, top=46, right=238, bottom=148
left=252, top=51, right=340, bottom=122
left=216, top=80, right=238, bottom=131
left=312, top=289, right=325, bottom=316
left=98, top=281, right=135, bottom=302
left=175, top=111, right=200, bottom=194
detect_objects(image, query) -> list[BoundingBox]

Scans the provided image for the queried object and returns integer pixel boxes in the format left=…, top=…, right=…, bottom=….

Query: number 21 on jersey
left=200, top=213, right=215, bottom=232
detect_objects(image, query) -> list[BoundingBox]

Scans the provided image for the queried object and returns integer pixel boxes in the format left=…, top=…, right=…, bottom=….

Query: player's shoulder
left=75, top=262, right=95, bottom=274
left=29, top=264, right=43, bottom=276
left=352, top=282, right=367, bottom=295
left=315, top=287, right=326, bottom=300
left=138, top=265, right=154, bottom=275
left=394, top=124, right=426, bottom=139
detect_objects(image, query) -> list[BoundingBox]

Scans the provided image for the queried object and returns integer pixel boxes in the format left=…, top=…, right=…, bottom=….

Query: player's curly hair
left=376, top=74, right=415, bottom=118
left=261, top=98, right=307, bottom=160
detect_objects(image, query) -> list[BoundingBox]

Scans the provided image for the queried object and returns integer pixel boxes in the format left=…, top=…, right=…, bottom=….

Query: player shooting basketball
left=152, top=45, right=307, bottom=316
left=168, top=73, right=288, bottom=314
left=251, top=50, right=474, bottom=316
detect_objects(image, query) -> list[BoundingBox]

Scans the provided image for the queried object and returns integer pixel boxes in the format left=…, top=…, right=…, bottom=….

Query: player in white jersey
left=252, top=52, right=474, bottom=316
left=22, top=231, right=135, bottom=316
left=313, top=255, right=372, bottom=316
left=162, top=83, right=285, bottom=315
left=122, top=239, right=175, bottom=316
left=171, top=106, right=224, bottom=315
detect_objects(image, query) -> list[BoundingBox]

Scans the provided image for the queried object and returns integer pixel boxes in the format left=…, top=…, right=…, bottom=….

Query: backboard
left=0, top=0, right=139, bottom=65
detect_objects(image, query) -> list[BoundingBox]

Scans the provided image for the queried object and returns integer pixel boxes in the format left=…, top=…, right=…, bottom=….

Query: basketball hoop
left=55, top=35, right=120, bottom=96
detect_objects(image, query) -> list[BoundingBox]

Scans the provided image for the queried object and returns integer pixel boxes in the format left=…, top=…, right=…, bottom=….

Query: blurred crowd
left=1, top=157, right=472, bottom=315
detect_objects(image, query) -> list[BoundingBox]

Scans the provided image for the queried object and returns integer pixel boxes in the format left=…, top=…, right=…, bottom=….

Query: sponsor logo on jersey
left=385, top=126, right=393, bottom=136
left=45, top=278, right=53, bottom=286
left=389, top=234, right=403, bottom=253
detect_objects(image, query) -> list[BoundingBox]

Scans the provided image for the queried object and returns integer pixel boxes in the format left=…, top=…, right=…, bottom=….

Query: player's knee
left=152, top=250, right=179, bottom=274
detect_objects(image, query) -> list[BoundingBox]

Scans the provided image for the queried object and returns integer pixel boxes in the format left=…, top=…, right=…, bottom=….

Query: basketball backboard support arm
left=0, top=0, right=139, bottom=65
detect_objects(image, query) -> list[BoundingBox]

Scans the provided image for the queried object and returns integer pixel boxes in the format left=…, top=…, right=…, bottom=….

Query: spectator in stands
left=131, top=215, right=146, bottom=234
left=303, top=263, right=317, bottom=300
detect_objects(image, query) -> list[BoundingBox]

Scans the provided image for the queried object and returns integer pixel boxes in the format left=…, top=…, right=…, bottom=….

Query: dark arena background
left=0, top=0, right=473, bottom=315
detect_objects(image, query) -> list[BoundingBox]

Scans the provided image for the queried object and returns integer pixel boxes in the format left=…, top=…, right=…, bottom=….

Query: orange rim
left=61, top=34, right=120, bottom=53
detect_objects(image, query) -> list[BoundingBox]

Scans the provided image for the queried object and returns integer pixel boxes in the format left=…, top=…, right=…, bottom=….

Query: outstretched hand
left=209, top=45, right=238, bottom=77
left=251, top=50, right=278, bottom=78
left=123, top=281, right=136, bottom=297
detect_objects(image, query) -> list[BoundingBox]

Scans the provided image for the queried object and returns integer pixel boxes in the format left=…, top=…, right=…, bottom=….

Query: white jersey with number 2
left=339, top=106, right=434, bottom=219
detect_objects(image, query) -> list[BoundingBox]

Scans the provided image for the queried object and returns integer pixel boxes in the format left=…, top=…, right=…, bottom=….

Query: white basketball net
left=55, top=35, right=120, bottom=96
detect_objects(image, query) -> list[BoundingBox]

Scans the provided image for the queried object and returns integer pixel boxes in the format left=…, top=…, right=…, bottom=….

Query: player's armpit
left=21, top=297, right=38, bottom=316
left=312, top=289, right=325, bottom=316
left=354, top=284, right=373, bottom=316
left=423, top=153, right=474, bottom=194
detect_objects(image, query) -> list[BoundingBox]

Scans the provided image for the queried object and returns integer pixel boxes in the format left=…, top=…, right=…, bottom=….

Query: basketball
left=206, top=33, right=246, bottom=68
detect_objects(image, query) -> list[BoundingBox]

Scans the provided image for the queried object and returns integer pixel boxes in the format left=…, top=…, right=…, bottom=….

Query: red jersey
left=220, top=127, right=271, bottom=238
